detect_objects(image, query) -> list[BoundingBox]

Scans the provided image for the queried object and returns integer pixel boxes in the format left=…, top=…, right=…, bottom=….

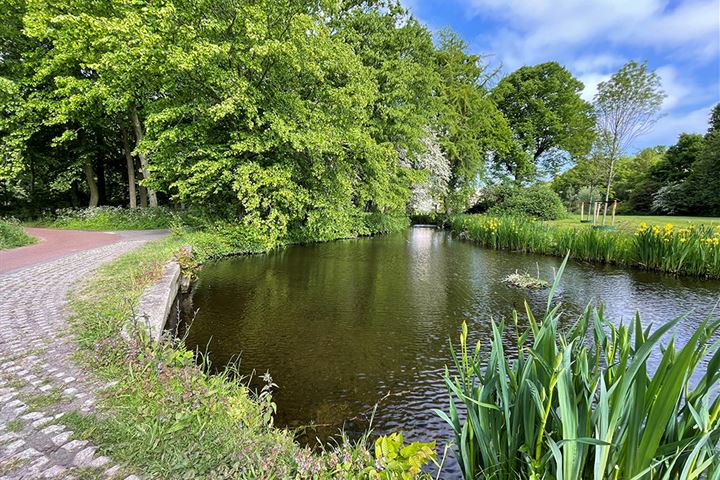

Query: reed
left=436, top=258, right=720, bottom=479
left=450, top=215, right=720, bottom=278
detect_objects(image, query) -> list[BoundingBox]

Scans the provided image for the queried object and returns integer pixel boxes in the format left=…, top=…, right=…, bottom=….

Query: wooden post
left=593, top=202, right=598, bottom=225
left=580, top=202, right=585, bottom=221
left=611, top=200, right=618, bottom=226
left=602, top=201, right=608, bottom=226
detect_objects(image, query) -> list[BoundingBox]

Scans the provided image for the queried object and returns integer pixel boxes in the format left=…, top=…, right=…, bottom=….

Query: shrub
left=51, top=206, right=185, bottom=230
left=487, top=184, right=567, bottom=220
left=438, top=258, right=720, bottom=479
left=0, top=218, right=36, bottom=249
left=467, top=184, right=515, bottom=215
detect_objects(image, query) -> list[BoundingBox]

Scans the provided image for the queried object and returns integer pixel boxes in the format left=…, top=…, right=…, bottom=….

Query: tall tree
left=594, top=60, right=665, bottom=223
left=491, top=62, right=595, bottom=184
left=433, top=29, right=511, bottom=211
left=684, top=103, right=720, bottom=215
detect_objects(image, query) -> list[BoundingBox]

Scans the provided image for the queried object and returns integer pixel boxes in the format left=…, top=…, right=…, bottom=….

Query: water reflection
left=182, top=227, right=720, bottom=455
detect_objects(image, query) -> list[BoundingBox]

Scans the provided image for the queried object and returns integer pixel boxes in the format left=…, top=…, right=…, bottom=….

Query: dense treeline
left=553, top=103, right=720, bottom=216
left=2, top=0, right=714, bottom=237
left=0, top=0, right=511, bottom=237
left=1, top=0, right=602, bottom=234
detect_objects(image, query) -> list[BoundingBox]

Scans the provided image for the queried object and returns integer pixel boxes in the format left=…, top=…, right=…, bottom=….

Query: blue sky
left=403, top=0, right=720, bottom=150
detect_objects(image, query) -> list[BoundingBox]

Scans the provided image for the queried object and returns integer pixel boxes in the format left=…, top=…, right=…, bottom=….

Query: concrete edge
left=131, top=260, right=181, bottom=342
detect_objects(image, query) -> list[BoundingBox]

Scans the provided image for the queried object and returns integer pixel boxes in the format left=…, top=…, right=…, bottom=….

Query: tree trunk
left=602, top=146, right=618, bottom=226
left=121, top=123, right=137, bottom=208
left=129, top=106, right=158, bottom=207
left=96, top=160, right=106, bottom=205
left=83, top=160, right=100, bottom=208
left=137, top=157, right=148, bottom=208
left=70, top=180, right=80, bottom=208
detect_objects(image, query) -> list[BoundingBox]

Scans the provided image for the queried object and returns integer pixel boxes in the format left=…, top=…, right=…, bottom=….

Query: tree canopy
left=2, top=0, right=715, bottom=226
left=491, top=61, right=595, bottom=184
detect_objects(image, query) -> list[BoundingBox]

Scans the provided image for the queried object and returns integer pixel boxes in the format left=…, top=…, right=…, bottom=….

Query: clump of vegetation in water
left=451, top=214, right=720, bottom=278
left=0, top=218, right=35, bottom=249
left=437, top=257, right=720, bottom=479
left=503, top=270, right=548, bottom=289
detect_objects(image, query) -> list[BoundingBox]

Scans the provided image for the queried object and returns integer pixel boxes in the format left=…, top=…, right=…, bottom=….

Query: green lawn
left=549, top=214, right=720, bottom=232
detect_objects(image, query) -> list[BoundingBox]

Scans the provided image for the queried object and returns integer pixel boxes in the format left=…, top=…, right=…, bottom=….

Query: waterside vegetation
left=451, top=215, right=720, bottom=279
left=438, top=259, right=720, bottom=479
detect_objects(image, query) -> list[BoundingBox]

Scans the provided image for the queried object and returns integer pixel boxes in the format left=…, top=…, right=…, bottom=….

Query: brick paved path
left=0, top=233, right=165, bottom=479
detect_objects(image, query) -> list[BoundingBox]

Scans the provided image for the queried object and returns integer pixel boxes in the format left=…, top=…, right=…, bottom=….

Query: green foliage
left=491, top=62, right=595, bottom=183
left=633, top=222, right=720, bottom=276
left=49, top=207, right=184, bottom=230
left=370, top=433, right=436, bottom=479
left=0, top=218, right=35, bottom=249
left=450, top=214, right=720, bottom=278
left=438, top=260, right=720, bottom=479
left=433, top=30, right=512, bottom=209
left=486, top=185, right=567, bottom=221
left=682, top=103, right=720, bottom=216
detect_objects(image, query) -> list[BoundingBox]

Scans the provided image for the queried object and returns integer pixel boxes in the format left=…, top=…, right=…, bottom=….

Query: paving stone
left=104, top=464, right=122, bottom=477
left=73, top=446, right=96, bottom=466
left=0, top=240, right=152, bottom=479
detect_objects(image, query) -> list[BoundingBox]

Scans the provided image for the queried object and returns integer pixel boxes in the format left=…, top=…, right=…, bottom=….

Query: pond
left=180, top=227, right=720, bottom=449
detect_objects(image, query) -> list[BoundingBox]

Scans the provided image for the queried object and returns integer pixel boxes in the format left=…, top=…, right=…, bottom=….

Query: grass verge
left=549, top=214, right=720, bottom=232
left=0, top=218, right=36, bottom=249
left=66, top=222, right=436, bottom=479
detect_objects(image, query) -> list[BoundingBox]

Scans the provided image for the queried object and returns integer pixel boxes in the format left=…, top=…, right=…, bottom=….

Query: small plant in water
left=437, top=256, right=720, bottom=480
left=503, top=270, right=548, bottom=290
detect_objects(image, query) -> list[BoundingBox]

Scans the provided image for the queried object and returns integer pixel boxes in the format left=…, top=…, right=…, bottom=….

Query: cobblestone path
left=0, top=236, right=163, bottom=479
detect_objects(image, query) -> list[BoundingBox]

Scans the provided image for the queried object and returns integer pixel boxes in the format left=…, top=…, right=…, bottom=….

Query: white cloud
left=455, top=0, right=719, bottom=151
left=460, top=0, right=720, bottom=69
left=635, top=104, right=713, bottom=149
left=577, top=72, right=612, bottom=101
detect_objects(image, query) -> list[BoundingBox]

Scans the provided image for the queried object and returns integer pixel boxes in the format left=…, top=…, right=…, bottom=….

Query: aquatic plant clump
left=437, top=258, right=720, bottom=480
left=503, top=271, right=549, bottom=289
left=634, top=222, right=720, bottom=277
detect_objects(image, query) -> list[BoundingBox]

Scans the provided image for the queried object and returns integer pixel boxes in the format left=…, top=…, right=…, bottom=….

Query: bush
left=487, top=184, right=567, bottom=220
left=467, top=184, right=515, bottom=214
left=0, top=218, right=36, bottom=249
left=50, top=206, right=187, bottom=230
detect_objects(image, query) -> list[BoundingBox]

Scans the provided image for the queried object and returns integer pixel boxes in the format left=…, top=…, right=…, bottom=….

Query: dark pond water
left=181, top=227, right=720, bottom=451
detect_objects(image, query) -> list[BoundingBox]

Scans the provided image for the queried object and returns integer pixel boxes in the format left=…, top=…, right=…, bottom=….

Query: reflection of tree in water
left=181, top=228, right=720, bottom=450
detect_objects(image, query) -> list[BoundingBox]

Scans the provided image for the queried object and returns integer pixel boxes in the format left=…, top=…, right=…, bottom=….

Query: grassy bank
left=0, top=219, right=36, bottom=249
left=65, top=216, right=436, bottom=479
left=550, top=214, right=720, bottom=231
left=450, top=214, right=720, bottom=278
